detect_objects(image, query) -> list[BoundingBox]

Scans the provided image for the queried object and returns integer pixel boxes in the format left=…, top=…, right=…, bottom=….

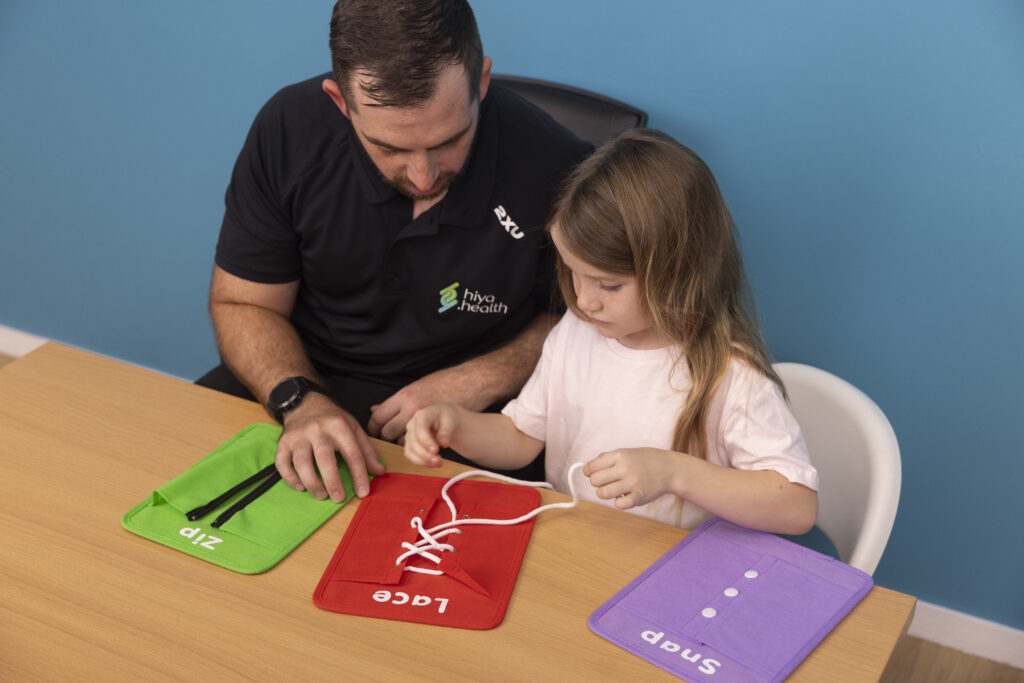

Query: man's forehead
left=350, top=70, right=413, bottom=108
left=349, top=62, right=472, bottom=109
left=347, top=66, right=477, bottom=150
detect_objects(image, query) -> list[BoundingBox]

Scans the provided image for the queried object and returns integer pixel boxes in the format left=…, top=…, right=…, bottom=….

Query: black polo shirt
left=215, top=73, right=590, bottom=384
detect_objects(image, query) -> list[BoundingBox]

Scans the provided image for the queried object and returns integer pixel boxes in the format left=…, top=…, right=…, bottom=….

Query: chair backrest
left=492, top=74, right=647, bottom=147
left=774, top=362, right=901, bottom=575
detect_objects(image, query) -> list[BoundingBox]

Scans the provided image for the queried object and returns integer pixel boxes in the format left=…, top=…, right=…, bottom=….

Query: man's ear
left=322, top=78, right=351, bottom=118
left=478, top=56, right=492, bottom=102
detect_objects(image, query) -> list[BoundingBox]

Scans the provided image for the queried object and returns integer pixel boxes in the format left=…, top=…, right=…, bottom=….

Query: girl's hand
left=583, top=447, right=685, bottom=510
left=403, top=403, right=460, bottom=467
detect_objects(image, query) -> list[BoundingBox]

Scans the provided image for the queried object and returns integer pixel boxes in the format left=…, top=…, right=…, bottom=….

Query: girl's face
left=551, top=227, right=666, bottom=350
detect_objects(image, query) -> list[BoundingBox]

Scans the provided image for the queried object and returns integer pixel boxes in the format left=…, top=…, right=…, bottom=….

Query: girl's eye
left=599, top=283, right=622, bottom=292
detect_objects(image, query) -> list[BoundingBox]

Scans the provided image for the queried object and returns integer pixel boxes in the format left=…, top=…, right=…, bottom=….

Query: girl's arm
left=404, top=403, right=544, bottom=471
left=584, top=448, right=818, bottom=535
left=671, top=456, right=818, bottom=534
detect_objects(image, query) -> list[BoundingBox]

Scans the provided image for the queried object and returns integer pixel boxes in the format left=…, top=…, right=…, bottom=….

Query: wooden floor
left=0, top=350, right=1021, bottom=680
left=883, top=636, right=1024, bottom=682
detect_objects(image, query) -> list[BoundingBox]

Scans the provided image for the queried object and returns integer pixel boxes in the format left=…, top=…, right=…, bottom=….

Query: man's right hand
left=274, top=393, right=385, bottom=501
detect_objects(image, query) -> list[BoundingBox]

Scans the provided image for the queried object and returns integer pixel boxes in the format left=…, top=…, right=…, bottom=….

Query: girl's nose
left=576, top=281, right=600, bottom=313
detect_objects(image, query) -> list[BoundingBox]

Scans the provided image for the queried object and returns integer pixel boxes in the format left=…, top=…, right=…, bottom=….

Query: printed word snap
left=641, top=630, right=723, bottom=675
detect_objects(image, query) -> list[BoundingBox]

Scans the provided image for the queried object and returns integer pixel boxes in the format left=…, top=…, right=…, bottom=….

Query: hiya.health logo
left=438, top=281, right=508, bottom=315
left=439, top=282, right=460, bottom=313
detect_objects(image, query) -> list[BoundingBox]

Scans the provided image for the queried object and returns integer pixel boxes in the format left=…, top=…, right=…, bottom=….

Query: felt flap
left=155, top=423, right=279, bottom=514
left=588, top=518, right=873, bottom=682
left=431, top=495, right=540, bottom=600
left=313, top=472, right=542, bottom=630
left=122, top=423, right=360, bottom=574
left=330, top=489, right=440, bottom=585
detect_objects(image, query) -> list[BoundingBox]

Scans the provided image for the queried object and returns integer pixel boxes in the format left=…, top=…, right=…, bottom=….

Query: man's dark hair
left=329, top=0, right=483, bottom=108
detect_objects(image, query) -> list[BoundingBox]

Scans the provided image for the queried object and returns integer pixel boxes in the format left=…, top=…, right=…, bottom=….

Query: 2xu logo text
left=179, top=526, right=223, bottom=550
left=493, top=205, right=524, bottom=239
left=373, top=590, right=449, bottom=614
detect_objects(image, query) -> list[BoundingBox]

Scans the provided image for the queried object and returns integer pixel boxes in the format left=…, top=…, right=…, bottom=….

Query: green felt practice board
left=122, top=423, right=361, bottom=574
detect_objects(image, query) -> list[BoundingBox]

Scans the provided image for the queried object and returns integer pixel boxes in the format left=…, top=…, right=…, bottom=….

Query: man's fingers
left=367, top=398, right=400, bottom=438
left=329, top=427, right=373, bottom=498
left=313, top=442, right=347, bottom=503
left=354, top=428, right=386, bottom=476
left=291, top=442, right=328, bottom=500
left=274, top=443, right=305, bottom=492
left=379, top=403, right=416, bottom=442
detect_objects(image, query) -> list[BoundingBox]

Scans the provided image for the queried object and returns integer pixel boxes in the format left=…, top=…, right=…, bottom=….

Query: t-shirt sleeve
left=214, top=97, right=301, bottom=283
left=501, top=314, right=567, bottom=442
left=721, top=367, right=820, bottom=491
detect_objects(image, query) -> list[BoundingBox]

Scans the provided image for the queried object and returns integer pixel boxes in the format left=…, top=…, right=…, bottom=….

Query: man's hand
left=368, top=368, right=489, bottom=443
left=583, top=447, right=686, bottom=510
left=368, top=313, right=557, bottom=443
left=403, top=403, right=461, bottom=467
left=275, top=393, right=385, bottom=501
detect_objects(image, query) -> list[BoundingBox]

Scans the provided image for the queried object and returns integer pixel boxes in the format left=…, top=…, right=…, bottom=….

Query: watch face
left=270, top=377, right=304, bottom=410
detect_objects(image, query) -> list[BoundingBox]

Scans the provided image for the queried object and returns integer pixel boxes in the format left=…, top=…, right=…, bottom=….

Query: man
left=198, top=0, right=590, bottom=503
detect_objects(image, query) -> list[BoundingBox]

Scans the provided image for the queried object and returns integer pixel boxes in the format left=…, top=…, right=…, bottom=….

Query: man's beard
left=386, top=170, right=459, bottom=201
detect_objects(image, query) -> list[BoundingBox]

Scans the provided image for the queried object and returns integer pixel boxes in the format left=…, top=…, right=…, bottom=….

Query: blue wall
left=2, top=1, right=1022, bottom=630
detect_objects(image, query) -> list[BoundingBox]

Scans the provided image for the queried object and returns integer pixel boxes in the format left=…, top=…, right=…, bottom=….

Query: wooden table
left=0, top=343, right=915, bottom=681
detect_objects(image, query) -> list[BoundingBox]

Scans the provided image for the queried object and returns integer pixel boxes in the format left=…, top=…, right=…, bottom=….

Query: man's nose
left=407, top=152, right=439, bottom=191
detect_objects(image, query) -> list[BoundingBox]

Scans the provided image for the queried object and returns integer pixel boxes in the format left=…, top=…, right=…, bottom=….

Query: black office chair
left=492, top=74, right=647, bottom=147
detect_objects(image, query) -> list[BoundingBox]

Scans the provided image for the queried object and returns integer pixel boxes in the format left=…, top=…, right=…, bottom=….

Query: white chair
left=774, top=362, right=901, bottom=575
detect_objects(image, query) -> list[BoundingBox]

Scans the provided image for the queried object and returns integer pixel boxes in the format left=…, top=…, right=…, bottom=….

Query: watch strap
left=269, top=376, right=329, bottom=423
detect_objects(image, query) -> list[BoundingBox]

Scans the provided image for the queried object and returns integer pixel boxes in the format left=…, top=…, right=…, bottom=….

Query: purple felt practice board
left=588, top=518, right=873, bottom=682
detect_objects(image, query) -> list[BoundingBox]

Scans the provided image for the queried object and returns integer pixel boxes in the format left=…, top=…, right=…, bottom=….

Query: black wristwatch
left=267, top=376, right=329, bottom=424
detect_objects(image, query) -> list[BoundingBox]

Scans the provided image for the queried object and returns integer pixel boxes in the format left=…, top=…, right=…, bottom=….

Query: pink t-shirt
left=502, top=312, right=818, bottom=529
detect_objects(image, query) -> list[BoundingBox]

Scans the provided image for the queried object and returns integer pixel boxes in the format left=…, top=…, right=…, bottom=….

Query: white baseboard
left=0, top=324, right=191, bottom=381
left=0, top=324, right=49, bottom=357
left=909, top=600, right=1024, bottom=669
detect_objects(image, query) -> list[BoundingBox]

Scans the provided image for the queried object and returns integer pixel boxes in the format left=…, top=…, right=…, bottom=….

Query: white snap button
left=702, top=607, right=717, bottom=618
left=744, top=570, right=759, bottom=579
left=724, top=588, right=739, bottom=597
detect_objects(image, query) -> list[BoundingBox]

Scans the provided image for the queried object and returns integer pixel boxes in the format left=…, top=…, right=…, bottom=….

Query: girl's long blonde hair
left=550, top=129, right=783, bottom=458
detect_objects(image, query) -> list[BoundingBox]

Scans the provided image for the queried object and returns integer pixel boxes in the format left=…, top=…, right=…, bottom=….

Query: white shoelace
left=394, top=462, right=584, bottom=575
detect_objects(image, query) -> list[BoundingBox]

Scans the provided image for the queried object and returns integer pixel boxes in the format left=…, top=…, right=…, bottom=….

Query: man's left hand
left=367, top=368, right=490, bottom=443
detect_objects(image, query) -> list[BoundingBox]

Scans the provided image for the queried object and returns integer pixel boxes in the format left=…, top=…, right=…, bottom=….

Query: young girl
left=404, top=129, right=818, bottom=534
